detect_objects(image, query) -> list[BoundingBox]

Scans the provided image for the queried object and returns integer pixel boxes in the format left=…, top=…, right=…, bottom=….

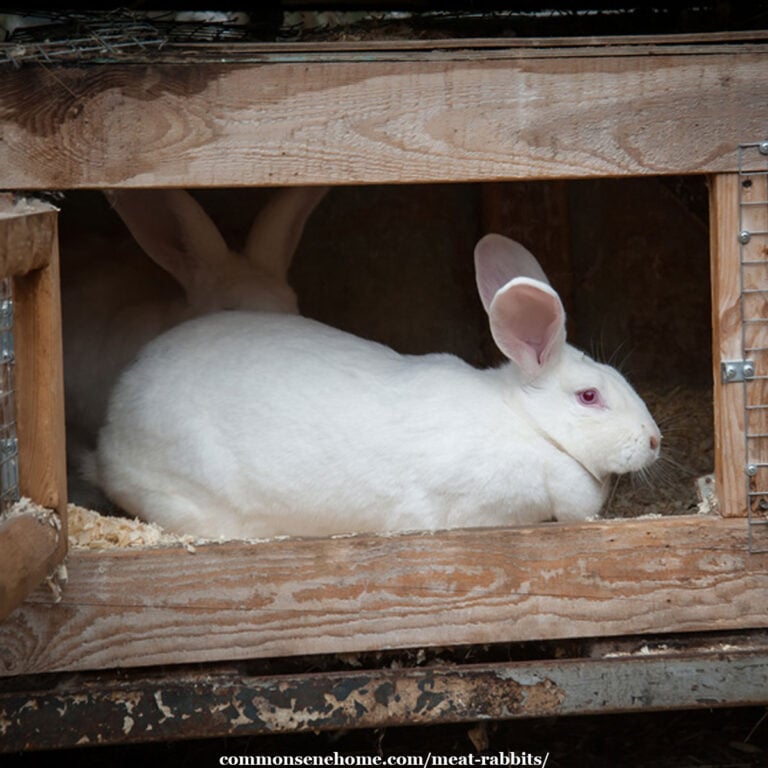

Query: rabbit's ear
left=105, top=189, right=229, bottom=291
left=489, top=278, right=566, bottom=380
left=474, top=233, right=550, bottom=313
left=244, top=186, right=328, bottom=278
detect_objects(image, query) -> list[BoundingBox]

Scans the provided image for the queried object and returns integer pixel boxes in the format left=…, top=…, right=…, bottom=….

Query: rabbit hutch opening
left=2, top=8, right=768, bottom=749
left=58, top=178, right=713, bottom=526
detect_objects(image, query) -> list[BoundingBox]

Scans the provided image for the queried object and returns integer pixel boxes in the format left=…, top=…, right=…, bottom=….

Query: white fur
left=93, top=234, right=661, bottom=539
left=64, top=186, right=327, bottom=507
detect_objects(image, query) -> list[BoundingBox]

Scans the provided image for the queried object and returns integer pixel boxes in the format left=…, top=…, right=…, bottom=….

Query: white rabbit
left=63, top=185, right=327, bottom=507
left=93, top=233, right=661, bottom=539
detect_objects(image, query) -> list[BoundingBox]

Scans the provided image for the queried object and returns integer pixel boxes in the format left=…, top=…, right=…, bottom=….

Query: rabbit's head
left=475, top=234, right=661, bottom=483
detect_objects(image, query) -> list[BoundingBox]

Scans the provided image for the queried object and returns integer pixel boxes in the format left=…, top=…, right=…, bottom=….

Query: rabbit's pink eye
left=577, top=388, right=603, bottom=407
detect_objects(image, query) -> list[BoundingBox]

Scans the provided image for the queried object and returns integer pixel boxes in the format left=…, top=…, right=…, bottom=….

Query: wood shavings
left=2, top=496, right=60, bottom=529
left=67, top=504, right=197, bottom=551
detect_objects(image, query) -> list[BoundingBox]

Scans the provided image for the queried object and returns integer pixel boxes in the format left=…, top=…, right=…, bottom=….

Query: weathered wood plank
left=1, top=49, right=767, bottom=188
left=710, top=174, right=746, bottom=518
left=2, top=632, right=768, bottom=751
left=1, top=515, right=766, bottom=677
left=16, top=33, right=768, bottom=65
left=0, top=196, right=58, bottom=279
left=711, top=169, right=768, bottom=521
left=153, top=29, right=768, bottom=53
left=0, top=514, right=60, bottom=623
left=12, top=213, right=68, bottom=522
left=739, top=165, right=768, bottom=524
left=0, top=200, right=67, bottom=621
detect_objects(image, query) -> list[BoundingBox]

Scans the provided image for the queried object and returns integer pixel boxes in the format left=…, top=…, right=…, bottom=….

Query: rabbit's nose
left=650, top=434, right=660, bottom=452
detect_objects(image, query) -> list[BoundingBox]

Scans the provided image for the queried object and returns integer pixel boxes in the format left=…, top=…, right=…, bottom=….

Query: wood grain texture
left=0, top=196, right=58, bottom=278
left=1, top=515, right=766, bottom=676
left=61, top=30, right=768, bottom=57
left=0, top=201, right=67, bottom=621
left=1, top=48, right=767, bottom=188
left=0, top=514, right=60, bottom=623
left=12, top=214, right=68, bottom=524
left=740, top=169, right=768, bottom=520
left=710, top=174, right=746, bottom=517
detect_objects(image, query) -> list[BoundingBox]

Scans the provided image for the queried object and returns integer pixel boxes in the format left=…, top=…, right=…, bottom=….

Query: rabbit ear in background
left=473, top=233, right=550, bottom=313
left=105, top=189, right=230, bottom=294
left=244, top=186, right=329, bottom=280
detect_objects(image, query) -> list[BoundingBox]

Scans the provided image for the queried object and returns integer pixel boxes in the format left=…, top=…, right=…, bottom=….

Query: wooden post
left=710, top=174, right=747, bottom=517
left=0, top=196, right=66, bottom=621
left=0, top=513, right=60, bottom=622
left=13, top=228, right=68, bottom=520
left=710, top=170, right=768, bottom=519
left=740, top=165, right=768, bottom=522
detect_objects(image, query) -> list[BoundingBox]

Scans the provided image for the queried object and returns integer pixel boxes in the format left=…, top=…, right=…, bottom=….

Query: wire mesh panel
left=738, top=142, right=768, bottom=553
left=0, top=277, right=18, bottom=513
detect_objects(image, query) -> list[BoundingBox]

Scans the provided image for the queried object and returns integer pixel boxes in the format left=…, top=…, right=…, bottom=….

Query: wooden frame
left=1, top=41, right=767, bottom=188
left=2, top=516, right=767, bottom=677
left=0, top=197, right=67, bottom=622
left=0, top=31, right=768, bottom=745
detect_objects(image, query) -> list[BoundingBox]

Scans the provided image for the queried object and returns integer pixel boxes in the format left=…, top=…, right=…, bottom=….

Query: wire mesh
left=738, top=142, right=768, bottom=553
left=3, top=7, right=768, bottom=67
left=0, top=278, right=19, bottom=514
left=0, top=10, right=264, bottom=67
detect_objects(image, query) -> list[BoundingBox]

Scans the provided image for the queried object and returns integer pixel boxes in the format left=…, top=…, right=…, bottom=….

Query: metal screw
left=724, top=364, right=738, bottom=380
left=759, top=141, right=768, bottom=155
left=739, top=230, right=752, bottom=244
left=743, top=362, right=756, bottom=379
left=747, top=464, right=758, bottom=477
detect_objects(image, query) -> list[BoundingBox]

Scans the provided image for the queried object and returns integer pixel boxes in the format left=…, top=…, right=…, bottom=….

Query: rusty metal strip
left=2, top=639, right=768, bottom=752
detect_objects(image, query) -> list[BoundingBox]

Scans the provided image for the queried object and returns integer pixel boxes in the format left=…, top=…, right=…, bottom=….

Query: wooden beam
left=132, top=29, right=768, bottom=54
left=0, top=196, right=58, bottom=278
left=6, top=31, right=768, bottom=64
left=710, top=174, right=746, bottom=517
left=0, top=513, right=61, bottom=623
left=0, top=200, right=66, bottom=621
left=740, top=165, right=768, bottom=526
left=710, top=169, right=768, bottom=521
left=1, top=515, right=766, bottom=677
left=12, top=209, right=68, bottom=523
left=1, top=48, right=767, bottom=188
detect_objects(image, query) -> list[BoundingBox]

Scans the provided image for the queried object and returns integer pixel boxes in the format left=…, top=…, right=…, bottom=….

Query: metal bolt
left=743, top=362, right=756, bottom=379
left=739, top=230, right=752, bottom=244
left=759, top=141, right=768, bottom=155
left=724, top=364, right=737, bottom=380
left=747, top=464, right=759, bottom=477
